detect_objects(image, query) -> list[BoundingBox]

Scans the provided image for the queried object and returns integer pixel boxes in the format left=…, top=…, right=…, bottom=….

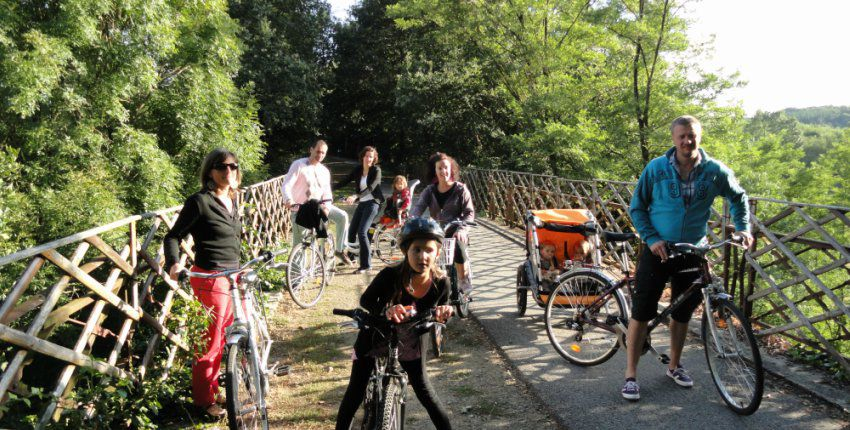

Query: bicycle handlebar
left=667, top=235, right=746, bottom=257
left=332, top=307, right=438, bottom=330
left=177, top=248, right=287, bottom=282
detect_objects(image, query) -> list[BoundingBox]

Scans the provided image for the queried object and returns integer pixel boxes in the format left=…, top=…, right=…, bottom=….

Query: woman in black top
left=335, top=218, right=454, bottom=430
left=335, top=146, right=384, bottom=273
left=163, top=148, right=242, bottom=418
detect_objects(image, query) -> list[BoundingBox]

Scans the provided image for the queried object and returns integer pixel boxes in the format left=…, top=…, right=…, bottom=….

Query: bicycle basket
left=437, top=238, right=456, bottom=267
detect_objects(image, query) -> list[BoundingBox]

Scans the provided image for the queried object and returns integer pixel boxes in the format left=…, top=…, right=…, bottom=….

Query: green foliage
left=229, top=0, right=333, bottom=174
left=0, top=387, right=50, bottom=429
left=319, top=0, right=742, bottom=179
left=49, top=291, right=208, bottom=428
left=784, top=105, right=850, bottom=128
left=0, top=0, right=266, bottom=253
left=787, top=344, right=849, bottom=383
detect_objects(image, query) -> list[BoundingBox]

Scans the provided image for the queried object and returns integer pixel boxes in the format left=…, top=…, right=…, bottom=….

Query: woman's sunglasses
left=213, top=162, right=239, bottom=171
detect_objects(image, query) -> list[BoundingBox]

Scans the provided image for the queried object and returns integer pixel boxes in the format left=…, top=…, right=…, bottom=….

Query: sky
left=327, top=0, right=850, bottom=114
left=686, top=0, right=850, bottom=114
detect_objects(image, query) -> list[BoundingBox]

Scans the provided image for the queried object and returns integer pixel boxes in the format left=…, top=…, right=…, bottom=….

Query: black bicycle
left=545, top=233, right=764, bottom=415
left=334, top=308, right=442, bottom=430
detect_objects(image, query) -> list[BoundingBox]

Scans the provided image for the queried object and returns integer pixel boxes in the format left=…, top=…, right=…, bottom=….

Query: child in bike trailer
left=565, top=239, right=594, bottom=268
left=335, top=218, right=454, bottom=430
left=381, top=175, right=412, bottom=225
left=538, top=241, right=562, bottom=293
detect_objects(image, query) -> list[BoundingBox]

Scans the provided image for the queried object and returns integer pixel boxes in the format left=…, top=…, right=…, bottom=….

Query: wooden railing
left=0, top=175, right=289, bottom=425
left=462, top=167, right=850, bottom=375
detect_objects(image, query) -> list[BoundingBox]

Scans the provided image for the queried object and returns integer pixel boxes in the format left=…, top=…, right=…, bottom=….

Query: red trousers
left=189, top=266, right=234, bottom=407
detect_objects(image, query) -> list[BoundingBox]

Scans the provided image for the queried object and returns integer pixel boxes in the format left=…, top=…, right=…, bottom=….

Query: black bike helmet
left=398, top=217, right=444, bottom=251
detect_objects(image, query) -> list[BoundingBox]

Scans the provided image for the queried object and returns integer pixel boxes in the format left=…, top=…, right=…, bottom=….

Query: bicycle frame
left=368, top=325, right=409, bottom=429
left=182, top=251, right=282, bottom=403
left=334, top=308, right=440, bottom=429
left=626, top=239, right=744, bottom=362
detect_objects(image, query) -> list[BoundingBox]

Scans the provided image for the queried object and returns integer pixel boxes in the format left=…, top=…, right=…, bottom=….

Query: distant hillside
left=783, top=106, right=850, bottom=128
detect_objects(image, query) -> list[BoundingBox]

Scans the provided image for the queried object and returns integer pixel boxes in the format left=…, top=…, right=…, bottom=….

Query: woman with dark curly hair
left=411, top=152, right=475, bottom=292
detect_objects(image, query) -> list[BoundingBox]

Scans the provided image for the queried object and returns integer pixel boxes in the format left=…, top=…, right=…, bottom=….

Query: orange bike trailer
left=529, top=209, right=600, bottom=307
left=528, top=209, right=593, bottom=262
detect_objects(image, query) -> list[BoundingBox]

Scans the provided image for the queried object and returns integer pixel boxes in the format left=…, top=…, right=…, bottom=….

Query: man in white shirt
left=282, top=140, right=350, bottom=263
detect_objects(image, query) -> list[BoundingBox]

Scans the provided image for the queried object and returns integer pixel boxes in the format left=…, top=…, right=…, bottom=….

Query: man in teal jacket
left=621, top=115, right=754, bottom=401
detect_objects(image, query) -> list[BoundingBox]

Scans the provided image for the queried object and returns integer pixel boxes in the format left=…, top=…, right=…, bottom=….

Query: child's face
left=540, top=245, right=555, bottom=260
left=573, top=248, right=586, bottom=260
left=394, top=181, right=404, bottom=191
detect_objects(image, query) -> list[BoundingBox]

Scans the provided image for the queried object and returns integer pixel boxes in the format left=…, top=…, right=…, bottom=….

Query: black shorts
left=453, top=239, right=468, bottom=264
left=631, top=246, right=704, bottom=323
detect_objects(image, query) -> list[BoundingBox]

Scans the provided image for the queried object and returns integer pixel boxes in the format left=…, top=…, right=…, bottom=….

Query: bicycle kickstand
left=268, top=361, right=291, bottom=377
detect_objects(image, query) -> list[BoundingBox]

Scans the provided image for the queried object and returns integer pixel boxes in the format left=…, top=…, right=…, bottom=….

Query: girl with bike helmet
left=335, top=217, right=454, bottom=430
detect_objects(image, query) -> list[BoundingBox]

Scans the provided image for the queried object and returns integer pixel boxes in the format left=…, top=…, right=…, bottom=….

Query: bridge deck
left=469, top=218, right=848, bottom=430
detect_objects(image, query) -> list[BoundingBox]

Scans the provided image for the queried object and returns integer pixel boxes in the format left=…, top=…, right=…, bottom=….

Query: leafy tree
left=0, top=0, right=265, bottom=250
left=229, top=0, right=333, bottom=173
left=322, top=0, right=409, bottom=159
left=784, top=105, right=850, bottom=128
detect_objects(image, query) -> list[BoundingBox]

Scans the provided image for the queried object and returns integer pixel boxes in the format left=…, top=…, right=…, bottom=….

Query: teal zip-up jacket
left=629, top=147, right=750, bottom=247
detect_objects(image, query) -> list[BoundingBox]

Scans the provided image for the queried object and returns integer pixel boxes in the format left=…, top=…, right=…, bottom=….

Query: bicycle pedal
left=659, top=353, right=671, bottom=365
left=272, top=364, right=291, bottom=377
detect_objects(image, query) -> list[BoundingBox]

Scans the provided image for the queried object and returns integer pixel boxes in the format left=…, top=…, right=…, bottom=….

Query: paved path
left=468, top=218, right=848, bottom=430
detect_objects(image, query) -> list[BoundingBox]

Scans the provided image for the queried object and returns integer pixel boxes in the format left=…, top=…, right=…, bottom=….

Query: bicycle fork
left=702, top=287, right=743, bottom=360
left=228, top=280, right=269, bottom=413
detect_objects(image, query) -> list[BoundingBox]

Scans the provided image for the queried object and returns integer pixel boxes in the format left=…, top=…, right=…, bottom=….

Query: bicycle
left=344, top=180, right=421, bottom=266
left=286, top=223, right=330, bottom=308
left=179, top=250, right=290, bottom=430
left=441, top=219, right=475, bottom=318
left=333, top=307, right=442, bottom=430
left=544, top=223, right=764, bottom=415
left=428, top=219, right=475, bottom=358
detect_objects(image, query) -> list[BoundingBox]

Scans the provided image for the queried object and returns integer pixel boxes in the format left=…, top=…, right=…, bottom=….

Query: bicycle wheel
left=354, top=371, right=378, bottom=430
left=373, top=225, right=403, bottom=264
left=516, top=264, right=528, bottom=316
left=377, top=378, right=403, bottom=430
left=430, top=324, right=444, bottom=358
left=319, top=234, right=337, bottom=283
left=248, top=293, right=272, bottom=393
left=285, top=243, right=327, bottom=308
left=702, top=299, right=764, bottom=415
left=544, top=270, right=626, bottom=365
left=225, top=341, right=269, bottom=430
left=447, top=265, right=471, bottom=318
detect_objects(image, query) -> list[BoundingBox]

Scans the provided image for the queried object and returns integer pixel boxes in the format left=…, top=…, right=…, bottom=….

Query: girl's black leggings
left=335, top=354, right=452, bottom=430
